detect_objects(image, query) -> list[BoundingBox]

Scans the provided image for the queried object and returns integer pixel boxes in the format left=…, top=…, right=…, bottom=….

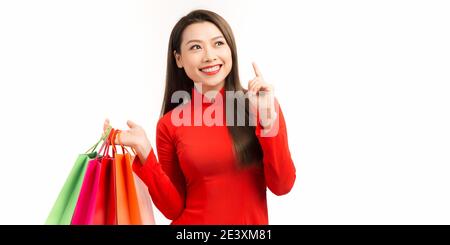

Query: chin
left=198, top=78, right=225, bottom=89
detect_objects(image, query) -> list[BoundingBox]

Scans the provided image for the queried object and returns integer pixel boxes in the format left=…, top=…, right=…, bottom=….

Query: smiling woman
left=103, top=9, right=296, bottom=225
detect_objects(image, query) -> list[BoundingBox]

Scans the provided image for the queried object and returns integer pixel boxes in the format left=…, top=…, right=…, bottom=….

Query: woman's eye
left=190, top=41, right=224, bottom=50
left=190, top=44, right=201, bottom=50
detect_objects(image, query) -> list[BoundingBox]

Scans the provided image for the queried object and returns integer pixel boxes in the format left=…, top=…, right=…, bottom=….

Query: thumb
left=127, top=120, right=138, bottom=129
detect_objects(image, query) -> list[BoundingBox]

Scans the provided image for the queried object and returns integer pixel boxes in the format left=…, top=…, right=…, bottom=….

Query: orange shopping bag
left=114, top=130, right=142, bottom=225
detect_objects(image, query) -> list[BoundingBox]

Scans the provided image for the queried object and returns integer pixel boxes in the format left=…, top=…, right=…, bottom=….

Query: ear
left=173, top=50, right=183, bottom=68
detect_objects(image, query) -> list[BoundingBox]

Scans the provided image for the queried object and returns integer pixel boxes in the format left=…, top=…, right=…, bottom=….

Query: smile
left=199, top=65, right=222, bottom=75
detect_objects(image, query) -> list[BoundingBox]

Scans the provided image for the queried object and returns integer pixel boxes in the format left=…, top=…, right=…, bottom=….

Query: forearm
left=256, top=103, right=296, bottom=195
left=131, top=140, right=186, bottom=220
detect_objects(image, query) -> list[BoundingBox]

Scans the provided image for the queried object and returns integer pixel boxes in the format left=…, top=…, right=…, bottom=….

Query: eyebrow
left=185, top=36, right=224, bottom=46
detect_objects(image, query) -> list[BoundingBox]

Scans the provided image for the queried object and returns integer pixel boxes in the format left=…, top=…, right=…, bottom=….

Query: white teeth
left=201, top=65, right=221, bottom=73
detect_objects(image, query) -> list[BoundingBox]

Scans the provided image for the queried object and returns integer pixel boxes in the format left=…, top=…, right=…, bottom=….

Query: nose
left=202, top=48, right=217, bottom=63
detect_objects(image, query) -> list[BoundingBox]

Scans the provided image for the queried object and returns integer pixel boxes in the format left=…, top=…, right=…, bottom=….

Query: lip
left=199, top=64, right=222, bottom=76
left=199, top=64, right=222, bottom=70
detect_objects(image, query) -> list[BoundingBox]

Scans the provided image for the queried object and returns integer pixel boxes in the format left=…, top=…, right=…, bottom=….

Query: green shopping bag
left=45, top=127, right=111, bottom=225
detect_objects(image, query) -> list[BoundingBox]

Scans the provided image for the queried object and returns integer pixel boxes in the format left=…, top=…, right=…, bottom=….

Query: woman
left=104, top=9, right=296, bottom=224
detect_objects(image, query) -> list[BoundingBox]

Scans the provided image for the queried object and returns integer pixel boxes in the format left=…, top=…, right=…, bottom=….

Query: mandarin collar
left=192, top=86, right=226, bottom=105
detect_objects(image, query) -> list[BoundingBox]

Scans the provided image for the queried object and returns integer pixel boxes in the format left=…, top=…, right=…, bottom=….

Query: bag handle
left=107, top=128, right=118, bottom=157
left=115, top=130, right=137, bottom=155
left=99, top=127, right=120, bottom=158
left=85, top=126, right=112, bottom=154
left=96, top=127, right=115, bottom=159
left=99, top=127, right=114, bottom=155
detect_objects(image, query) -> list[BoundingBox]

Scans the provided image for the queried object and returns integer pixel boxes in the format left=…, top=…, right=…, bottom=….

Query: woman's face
left=175, top=21, right=232, bottom=92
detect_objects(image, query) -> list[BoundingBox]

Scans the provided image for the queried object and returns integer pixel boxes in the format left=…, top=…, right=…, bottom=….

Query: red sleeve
left=132, top=117, right=186, bottom=220
left=255, top=98, right=296, bottom=196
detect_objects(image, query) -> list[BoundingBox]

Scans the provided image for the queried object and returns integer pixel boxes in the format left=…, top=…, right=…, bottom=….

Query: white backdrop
left=0, top=0, right=449, bottom=225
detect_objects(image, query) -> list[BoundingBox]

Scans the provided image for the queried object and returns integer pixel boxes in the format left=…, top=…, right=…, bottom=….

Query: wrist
left=136, top=137, right=150, bottom=152
left=259, top=108, right=277, bottom=129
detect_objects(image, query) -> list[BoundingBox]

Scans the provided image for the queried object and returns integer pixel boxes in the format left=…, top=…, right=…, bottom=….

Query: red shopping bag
left=93, top=129, right=117, bottom=225
left=92, top=157, right=116, bottom=225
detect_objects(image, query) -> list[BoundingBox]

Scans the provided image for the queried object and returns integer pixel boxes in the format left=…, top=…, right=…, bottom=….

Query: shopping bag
left=92, top=156, right=116, bottom=225
left=133, top=171, right=156, bottom=225
left=71, top=158, right=102, bottom=225
left=115, top=150, right=142, bottom=225
left=45, top=127, right=111, bottom=225
left=92, top=129, right=118, bottom=225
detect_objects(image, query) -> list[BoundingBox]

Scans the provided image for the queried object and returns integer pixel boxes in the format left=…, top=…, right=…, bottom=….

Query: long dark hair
left=161, top=9, right=262, bottom=167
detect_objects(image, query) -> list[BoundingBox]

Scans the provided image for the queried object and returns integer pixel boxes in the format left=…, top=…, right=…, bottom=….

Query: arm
left=132, top=119, right=186, bottom=220
left=255, top=99, right=296, bottom=196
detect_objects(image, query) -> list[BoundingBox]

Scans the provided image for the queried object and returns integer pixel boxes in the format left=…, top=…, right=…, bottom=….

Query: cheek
left=222, top=48, right=232, bottom=63
left=221, top=50, right=233, bottom=73
left=223, top=61, right=232, bottom=75
left=183, top=56, right=202, bottom=75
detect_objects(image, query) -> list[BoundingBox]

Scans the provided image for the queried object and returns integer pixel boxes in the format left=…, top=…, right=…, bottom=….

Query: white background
left=0, top=0, right=449, bottom=225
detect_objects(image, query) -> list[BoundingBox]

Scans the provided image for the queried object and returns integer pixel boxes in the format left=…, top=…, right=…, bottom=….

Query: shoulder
left=156, top=101, right=191, bottom=135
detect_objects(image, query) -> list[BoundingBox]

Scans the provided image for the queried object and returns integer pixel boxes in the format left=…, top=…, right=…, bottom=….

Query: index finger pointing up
left=252, top=62, right=263, bottom=78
